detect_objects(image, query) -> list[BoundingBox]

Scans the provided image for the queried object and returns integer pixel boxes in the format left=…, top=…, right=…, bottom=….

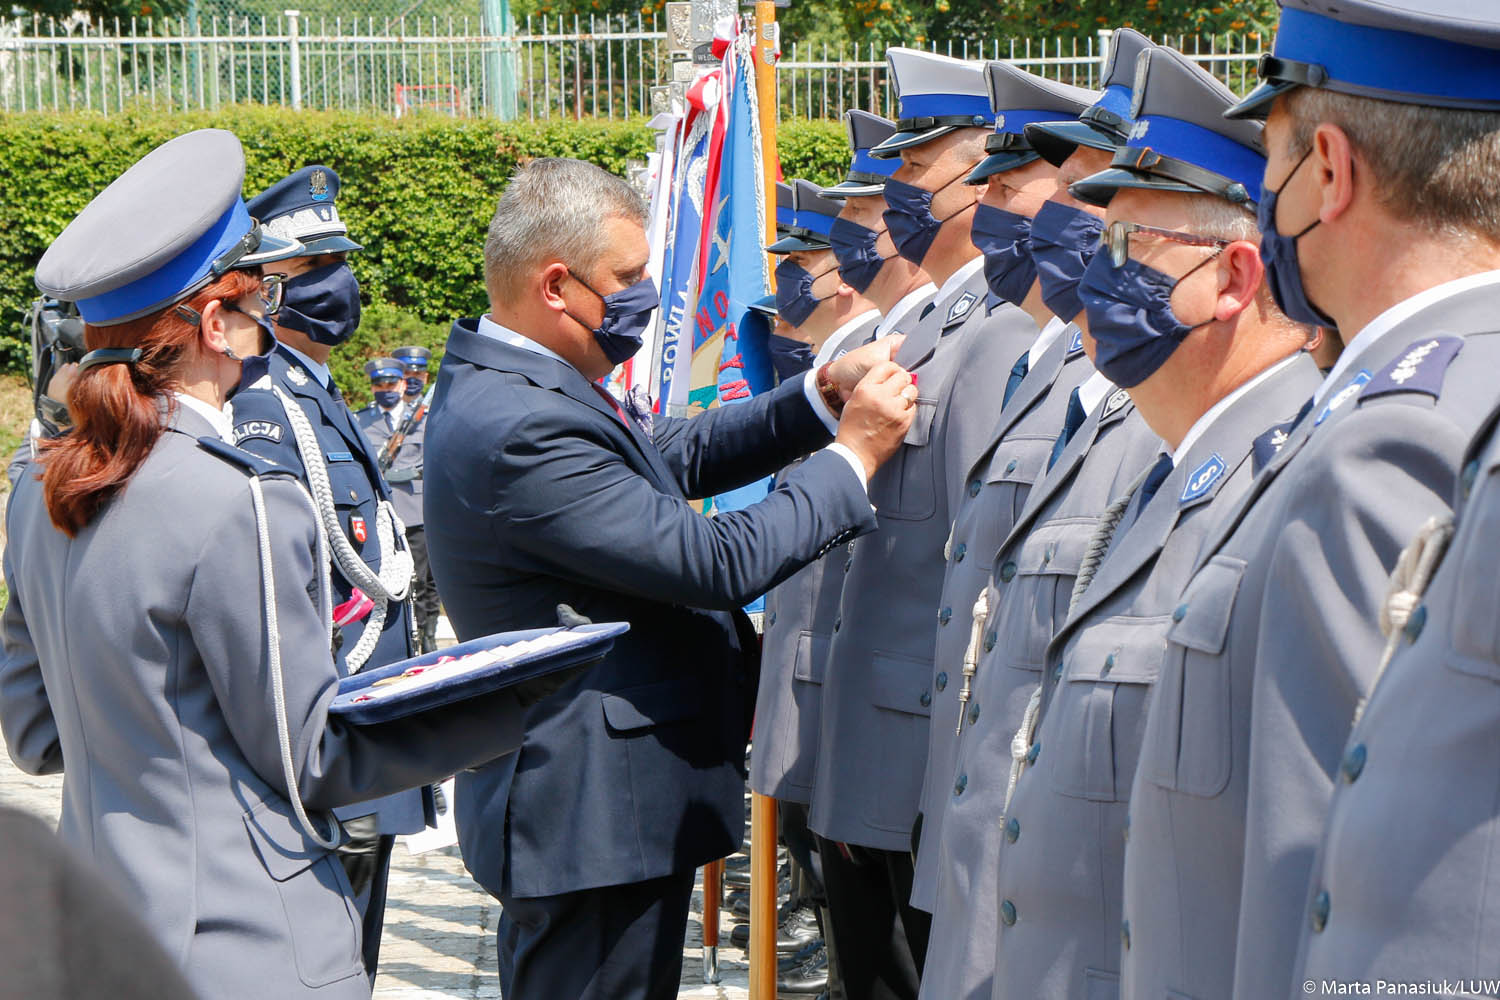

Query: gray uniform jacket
left=1292, top=397, right=1500, bottom=992
left=810, top=266, right=1038, bottom=850
left=355, top=400, right=425, bottom=529
left=909, top=325, right=1092, bottom=912
left=921, top=385, right=1157, bottom=1000
left=1120, top=285, right=1500, bottom=1000
left=991, top=353, right=1322, bottom=1000
left=0, top=405, right=527, bottom=999
left=750, top=311, right=882, bottom=802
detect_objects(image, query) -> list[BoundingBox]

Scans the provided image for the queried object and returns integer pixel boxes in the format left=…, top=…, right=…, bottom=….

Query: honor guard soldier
left=909, top=60, right=1100, bottom=1000
left=753, top=177, right=886, bottom=994
left=358, top=345, right=440, bottom=653
left=231, top=166, right=429, bottom=981
left=808, top=47, right=1039, bottom=999
left=0, top=128, right=529, bottom=1000
left=1109, top=3, right=1500, bottom=997
left=989, top=46, right=1322, bottom=1000
left=919, top=30, right=1163, bottom=1000
left=818, top=110, right=937, bottom=338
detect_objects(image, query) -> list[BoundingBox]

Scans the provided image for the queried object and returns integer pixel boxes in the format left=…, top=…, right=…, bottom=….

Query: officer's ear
left=539, top=262, right=572, bottom=314
left=835, top=278, right=856, bottom=300
left=1212, top=240, right=1265, bottom=323
left=196, top=299, right=233, bottom=356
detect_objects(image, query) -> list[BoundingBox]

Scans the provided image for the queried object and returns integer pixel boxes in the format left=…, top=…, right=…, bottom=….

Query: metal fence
left=0, top=15, right=1265, bottom=121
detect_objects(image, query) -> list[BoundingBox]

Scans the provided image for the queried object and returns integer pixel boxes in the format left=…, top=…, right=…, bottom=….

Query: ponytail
left=40, top=270, right=262, bottom=536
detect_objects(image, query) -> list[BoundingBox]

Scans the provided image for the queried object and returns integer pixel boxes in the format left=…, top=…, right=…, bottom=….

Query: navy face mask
left=775, top=259, right=838, bottom=328
left=769, top=333, right=816, bottom=381
left=970, top=204, right=1037, bottom=307
left=278, top=261, right=362, bottom=346
left=567, top=272, right=659, bottom=365
left=829, top=217, right=890, bottom=294
left=373, top=389, right=402, bottom=408
left=403, top=375, right=425, bottom=397
left=1079, top=248, right=1220, bottom=389
left=224, top=307, right=280, bottom=397
left=882, top=174, right=974, bottom=267
left=1030, top=201, right=1104, bottom=323
left=1257, top=148, right=1335, bottom=327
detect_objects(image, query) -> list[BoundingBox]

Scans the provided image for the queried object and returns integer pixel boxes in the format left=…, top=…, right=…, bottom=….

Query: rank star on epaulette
left=1180, top=452, right=1225, bottom=504
left=945, top=291, right=978, bottom=326
left=286, top=365, right=310, bottom=386
left=1361, top=335, right=1464, bottom=403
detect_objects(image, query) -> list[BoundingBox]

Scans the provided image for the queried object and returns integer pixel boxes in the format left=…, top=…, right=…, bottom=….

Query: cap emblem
left=1128, top=119, right=1150, bottom=142
left=310, top=169, right=330, bottom=202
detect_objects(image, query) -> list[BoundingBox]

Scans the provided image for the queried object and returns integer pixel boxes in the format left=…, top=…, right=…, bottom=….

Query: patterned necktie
left=1003, top=350, right=1030, bottom=409
left=1046, top=387, right=1088, bottom=471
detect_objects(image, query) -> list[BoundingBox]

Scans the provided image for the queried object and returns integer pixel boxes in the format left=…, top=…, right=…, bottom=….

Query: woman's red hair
left=40, top=269, right=262, bottom=536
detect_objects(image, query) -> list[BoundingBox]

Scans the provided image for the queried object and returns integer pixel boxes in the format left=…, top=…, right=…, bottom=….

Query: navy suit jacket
left=426, top=319, right=877, bottom=899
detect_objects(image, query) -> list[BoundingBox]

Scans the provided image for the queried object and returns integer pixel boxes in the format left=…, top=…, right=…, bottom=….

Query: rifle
left=378, top=384, right=435, bottom=474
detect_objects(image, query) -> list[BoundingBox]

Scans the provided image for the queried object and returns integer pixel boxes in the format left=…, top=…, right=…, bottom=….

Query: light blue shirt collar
left=476, top=314, right=572, bottom=369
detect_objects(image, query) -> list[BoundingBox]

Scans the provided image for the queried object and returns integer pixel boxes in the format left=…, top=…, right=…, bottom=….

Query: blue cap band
left=995, top=107, right=1083, bottom=137
left=898, top=92, right=995, bottom=123
left=795, top=211, right=836, bottom=237
left=1094, top=83, right=1134, bottom=121
left=369, top=365, right=403, bottom=380
left=1127, top=115, right=1265, bottom=203
left=851, top=148, right=899, bottom=177
left=1275, top=7, right=1500, bottom=108
left=75, top=199, right=252, bottom=325
left=776, top=206, right=795, bottom=228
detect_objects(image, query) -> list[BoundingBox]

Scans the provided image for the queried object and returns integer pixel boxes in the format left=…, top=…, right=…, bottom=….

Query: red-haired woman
left=0, top=130, right=528, bottom=999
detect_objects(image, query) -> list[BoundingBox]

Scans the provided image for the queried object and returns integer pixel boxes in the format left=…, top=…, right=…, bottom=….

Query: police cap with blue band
left=767, top=179, right=844, bottom=254
left=1071, top=46, right=1266, bottom=208
left=775, top=181, right=796, bottom=238
left=967, top=61, right=1097, bottom=184
left=870, top=49, right=994, bottom=158
left=819, top=110, right=901, bottom=198
left=35, top=129, right=305, bottom=327
left=1227, top=0, right=1500, bottom=120
left=364, top=357, right=404, bottom=382
left=748, top=292, right=778, bottom=317
left=392, top=345, right=431, bottom=370
left=248, top=164, right=363, bottom=255
left=1027, top=27, right=1155, bottom=167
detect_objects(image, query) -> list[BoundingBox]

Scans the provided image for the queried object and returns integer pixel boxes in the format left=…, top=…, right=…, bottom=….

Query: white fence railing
left=0, top=16, right=1265, bottom=121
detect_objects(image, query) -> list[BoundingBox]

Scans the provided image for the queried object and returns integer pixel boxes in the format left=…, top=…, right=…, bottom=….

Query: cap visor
left=767, top=234, right=831, bottom=253
left=1225, top=79, right=1297, bottom=121
left=299, top=234, right=364, bottom=254
left=965, top=149, right=1042, bottom=184
left=748, top=294, right=778, bottom=316
left=238, top=230, right=306, bottom=266
left=1068, top=166, right=1202, bottom=208
left=818, top=181, right=885, bottom=198
left=1025, top=120, right=1118, bottom=167
left=868, top=125, right=957, bottom=159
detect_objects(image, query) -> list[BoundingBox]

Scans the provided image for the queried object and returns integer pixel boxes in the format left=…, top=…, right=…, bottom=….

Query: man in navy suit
left=424, top=157, right=919, bottom=1000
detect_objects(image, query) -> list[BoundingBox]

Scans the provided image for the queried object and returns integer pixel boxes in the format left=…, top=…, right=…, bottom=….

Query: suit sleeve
left=184, top=473, right=526, bottom=811
left=651, top=374, right=835, bottom=500
left=227, top=385, right=309, bottom=481
left=487, top=406, right=877, bottom=611
left=1233, top=402, right=1463, bottom=997
left=0, top=551, right=61, bottom=776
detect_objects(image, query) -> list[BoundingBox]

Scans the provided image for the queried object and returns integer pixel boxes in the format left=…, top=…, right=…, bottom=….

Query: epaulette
left=1251, top=398, right=1313, bottom=476
left=196, top=436, right=287, bottom=477
left=1360, top=335, right=1464, bottom=403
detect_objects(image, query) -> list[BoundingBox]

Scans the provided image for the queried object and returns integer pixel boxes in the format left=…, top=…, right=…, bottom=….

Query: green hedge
left=0, top=108, right=850, bottom=392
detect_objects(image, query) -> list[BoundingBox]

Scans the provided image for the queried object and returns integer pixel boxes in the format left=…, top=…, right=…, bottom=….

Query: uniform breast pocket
left=983, top=437, right=1050, bottom=528
left=872, top=398, right=937, bottom=522
left=995, top=520, right=1093, bottom=675
left=1049, top=619, right=1167, bottom=802
left=1448, top=461, right=1500, bottom=681
left=242, top=798, right=363, bottom=988
left=326, top=458, right=376, bottom=510
left=1141, top=555, right=1245, bottom=797
left=864, top=651, right=932, bottom=831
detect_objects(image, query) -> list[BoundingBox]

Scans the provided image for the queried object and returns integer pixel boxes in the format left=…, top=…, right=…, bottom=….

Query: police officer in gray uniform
left=819, top=110, right=937, bottom=339
left=1118, top=4, right=1500, bottom=997
left=357, top=345, right=439, bottom=652
left=0, top=128, right=530, bottom=1000
left=809, top=47, right=1039, bottom=998
left=909, top=58, right=1096, bottom=924
left=989, top=46, right=1321, bottom=1000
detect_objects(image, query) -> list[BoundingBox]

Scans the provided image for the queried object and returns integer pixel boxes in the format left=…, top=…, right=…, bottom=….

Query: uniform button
left=1103, top=652, right=1116, bottom=674
left=833, top=617, right=842, bottom=633
left=1341, top=743, right=1367, bottom=783
left=1042, top=543, right=1055, bottom=566
left=348, top=489, right=358, bottom=501
left=1121, top=919, right=1131, bottom=951
left=939, top=606, right=953, bottom=626
left=983, top=630, right=997, bottom=652
left=968, top=702, right=980, bottom=724
left=1004, top=458, right=1017, bottom=474
left=1000, top=900, right=1017, bottom=926
left=968, top=479, right=982, bottom=497
left=1404, top=604, right=1427, bottom=643
left=1004, top=817, right=1020, bottom=843
left=848, top=541, right=857, bottom=554
left=954, top=543, right=967, bottom=563
left=768, top=611, right=777, bottom=627
left=1463, top=458, right=1480, bottom=499
left=1026, top=742, right=1040, bottom=764
left=1052, top=664, right=1063, bottom=682
left=953, top=772, right=967, bottom=795
left=920, top=691, right=932, bottom=708
left=999, top=561, right=1017, bottom=582
left=1172, top=603, right=1188, bottom=622
left=1310, top=890, right=1330, bottom=933
left=845, top=558, right=854, bottom=572
left=936, top=671, right=948, bottom=691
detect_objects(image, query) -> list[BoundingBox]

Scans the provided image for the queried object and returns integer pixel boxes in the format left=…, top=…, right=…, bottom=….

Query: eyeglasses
left=1100, top=220, right=1230, bottom=269
left=256, top=273, right=287, bottom=315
